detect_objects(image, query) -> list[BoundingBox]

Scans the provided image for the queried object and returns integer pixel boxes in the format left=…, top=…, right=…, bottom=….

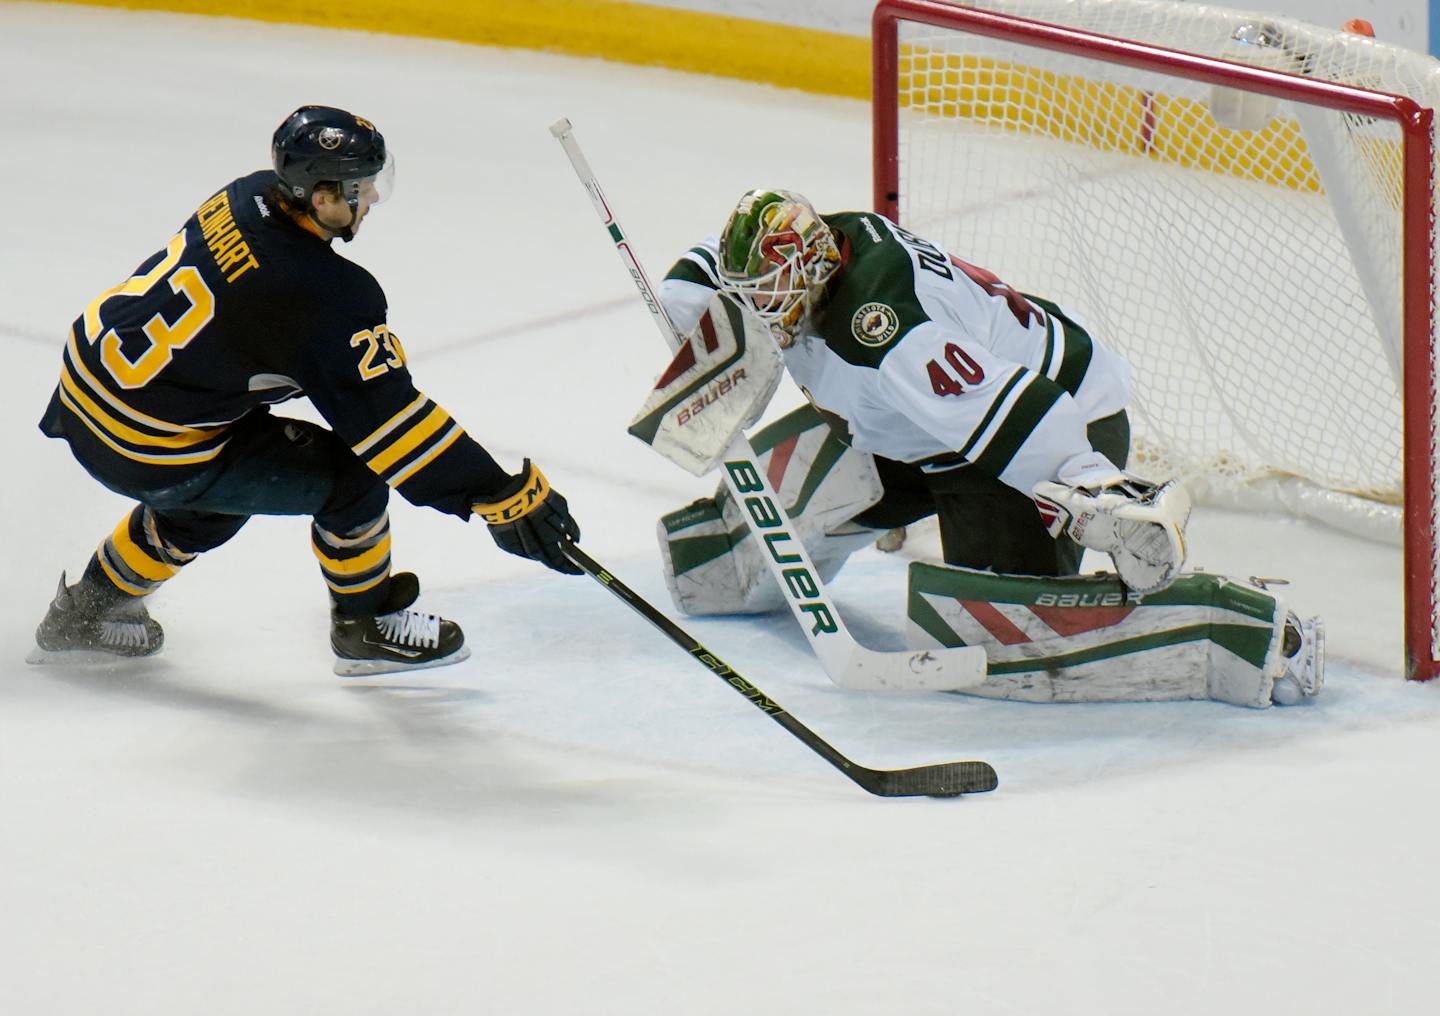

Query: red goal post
left=871, top=0, right=1439, bottom=680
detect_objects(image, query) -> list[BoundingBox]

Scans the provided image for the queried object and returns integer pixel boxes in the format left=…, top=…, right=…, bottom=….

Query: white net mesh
left=890, top=0, right=1440, bottom=557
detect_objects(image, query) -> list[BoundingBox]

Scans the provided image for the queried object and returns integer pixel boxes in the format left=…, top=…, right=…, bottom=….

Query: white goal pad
left=658, top=405, right=883, bottom=616
left=906, top=564, right=1322, bottom=707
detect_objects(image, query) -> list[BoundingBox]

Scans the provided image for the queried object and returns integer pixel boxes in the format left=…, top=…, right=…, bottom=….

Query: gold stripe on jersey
left=352, top=393, right=428, bottom=455
left=389, top=424, right=465, bottom=488
left=64, top=328, right=195, bottom=433
left=352, top=394, right=468, bottom=491
left=58, top=325, right=232, bottom=465
left=366, top=405, right=450, bottom=475
left=59, top=368, right=221, bottom=450
left=56, top=385, right=230, bottom=466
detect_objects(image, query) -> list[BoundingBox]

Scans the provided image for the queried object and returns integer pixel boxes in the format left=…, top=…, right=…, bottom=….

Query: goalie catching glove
left=473, top=460, right=582, bottom=575
left=1033, top=454, right=1191, bottom=595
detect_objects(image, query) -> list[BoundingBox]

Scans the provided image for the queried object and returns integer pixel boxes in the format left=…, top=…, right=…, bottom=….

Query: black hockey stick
left=562, top=541, right=998, bottom=798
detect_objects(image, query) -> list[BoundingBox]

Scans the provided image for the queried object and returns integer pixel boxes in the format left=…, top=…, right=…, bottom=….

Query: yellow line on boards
left=40, top=0, right=873, bottom=98
left=42, top=1, right=1352, bottom=195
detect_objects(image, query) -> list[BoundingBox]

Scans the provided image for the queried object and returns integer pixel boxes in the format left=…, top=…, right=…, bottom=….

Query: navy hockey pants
left=81, top=410, right=396, bottom=616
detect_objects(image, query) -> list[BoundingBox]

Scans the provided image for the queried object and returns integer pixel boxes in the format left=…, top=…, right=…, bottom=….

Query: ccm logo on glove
left=474, top=468, right=550, bottom=524
left=472, top=461, right=582, bottom=575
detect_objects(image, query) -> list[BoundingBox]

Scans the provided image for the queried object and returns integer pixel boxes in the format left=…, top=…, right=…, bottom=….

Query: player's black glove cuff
left=472, top=460, right=581, bottom=575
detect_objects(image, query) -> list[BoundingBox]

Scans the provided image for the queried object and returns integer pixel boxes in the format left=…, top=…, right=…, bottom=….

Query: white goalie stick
left=549, top=118, right=987, bottom=693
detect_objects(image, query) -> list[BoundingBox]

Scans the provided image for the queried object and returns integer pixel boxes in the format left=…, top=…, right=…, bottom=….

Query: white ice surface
left=2, top=5, right=1439, bottom=1015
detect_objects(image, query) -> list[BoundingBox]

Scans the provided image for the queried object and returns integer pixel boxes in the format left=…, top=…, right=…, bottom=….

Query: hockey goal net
left=873, top=0, right=1440, bottom=679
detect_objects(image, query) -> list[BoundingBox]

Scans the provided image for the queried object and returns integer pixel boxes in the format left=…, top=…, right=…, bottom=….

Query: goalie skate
left=28, top=572, right=165, bottom=664
left=330, top=572, right=469, bottom=676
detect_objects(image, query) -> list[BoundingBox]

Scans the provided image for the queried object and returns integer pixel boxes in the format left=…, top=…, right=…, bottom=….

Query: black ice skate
left=28, top=572, right=164, bottom=664
left=330, top=572, right=469, bottom=676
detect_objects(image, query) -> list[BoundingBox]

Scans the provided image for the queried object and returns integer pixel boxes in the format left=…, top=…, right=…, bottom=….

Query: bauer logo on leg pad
left=657, top=407, right=882, bottom=619
left=725, top=459, right=838, bottom=635
left=906, top=565, right=1317, bottom=707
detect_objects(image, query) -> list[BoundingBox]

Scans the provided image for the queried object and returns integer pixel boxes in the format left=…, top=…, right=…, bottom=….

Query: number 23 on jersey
left=350, top=325, right=405, bottom=380
left=83, top=232, right=217, bottom=390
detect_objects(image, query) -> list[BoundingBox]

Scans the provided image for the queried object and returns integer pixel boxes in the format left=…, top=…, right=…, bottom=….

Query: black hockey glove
left=472, top=460, right=582, bottom=575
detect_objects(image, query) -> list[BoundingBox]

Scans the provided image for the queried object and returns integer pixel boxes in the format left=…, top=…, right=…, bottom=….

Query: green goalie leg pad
left=657, top=404, right=883, bottom=616
left=906, top=564, right=1308, bottom=707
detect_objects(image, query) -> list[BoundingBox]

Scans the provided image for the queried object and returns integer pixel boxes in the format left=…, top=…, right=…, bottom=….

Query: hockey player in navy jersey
left=651, top=189, right=1324, bottom=707
left=32, top=105, right=581, bottom=675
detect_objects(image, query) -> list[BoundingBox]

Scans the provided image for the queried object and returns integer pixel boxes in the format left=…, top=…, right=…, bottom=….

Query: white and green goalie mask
left=717, top=189, right=841, bottom=343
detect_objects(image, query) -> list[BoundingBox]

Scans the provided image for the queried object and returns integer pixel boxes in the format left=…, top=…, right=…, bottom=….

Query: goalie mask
left=718, top=189, right=841, bottom=344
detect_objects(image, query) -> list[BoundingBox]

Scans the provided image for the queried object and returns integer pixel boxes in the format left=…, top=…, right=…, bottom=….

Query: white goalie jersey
left=651, top=208, right=1323, bottom=707
left=660, top=211, right=1133, bottom=496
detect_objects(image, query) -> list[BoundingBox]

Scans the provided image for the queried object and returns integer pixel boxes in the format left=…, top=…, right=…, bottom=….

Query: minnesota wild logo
left=851, top=302, right=899, bottom=346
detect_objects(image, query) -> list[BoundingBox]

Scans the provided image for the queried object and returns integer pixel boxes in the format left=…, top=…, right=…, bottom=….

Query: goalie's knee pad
left=658, top=405, right=884, bottom=615
left=905, top=564, right=1324, bottom=708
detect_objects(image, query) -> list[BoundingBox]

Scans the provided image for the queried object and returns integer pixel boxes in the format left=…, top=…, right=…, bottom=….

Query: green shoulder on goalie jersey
left=642, top=189, right=1322, bottom=708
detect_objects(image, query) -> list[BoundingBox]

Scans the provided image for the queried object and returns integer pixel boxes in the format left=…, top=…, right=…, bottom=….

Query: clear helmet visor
left=344, top=151, right=396, bottom=207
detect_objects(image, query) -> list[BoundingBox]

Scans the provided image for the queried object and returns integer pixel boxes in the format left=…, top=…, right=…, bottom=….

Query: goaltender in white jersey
left=644, top=189, right=1322, bottom=708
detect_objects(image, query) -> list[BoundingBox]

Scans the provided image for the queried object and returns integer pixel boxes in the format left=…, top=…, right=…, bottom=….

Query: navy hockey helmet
left=271, top=105, right=394, bottom=213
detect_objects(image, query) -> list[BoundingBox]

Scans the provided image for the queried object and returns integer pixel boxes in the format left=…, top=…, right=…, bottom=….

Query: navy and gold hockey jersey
left=40, top=171, right=509, bottom=518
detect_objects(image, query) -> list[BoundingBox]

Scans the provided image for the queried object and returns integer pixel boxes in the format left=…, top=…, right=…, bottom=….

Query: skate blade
left=332, top=644, right=472, bottom=679
left=25, top=646, right=158, bottom=667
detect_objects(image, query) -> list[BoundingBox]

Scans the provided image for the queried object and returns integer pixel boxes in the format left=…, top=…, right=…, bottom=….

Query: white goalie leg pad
left=905, top=564, right=1324, bottom=708
left=628, top=293, right=784, bottom=477
left=1034, top=458, right=1192, bottom=594
left=658, top=405, right=883, bottom=615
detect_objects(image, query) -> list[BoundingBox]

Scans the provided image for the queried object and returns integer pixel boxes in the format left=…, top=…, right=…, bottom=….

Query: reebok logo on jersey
left=253, top=195, right=270, bottom=218
left=860, top=216, right=883, bottom=245
left=851, top=303, right=899, bottom=346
